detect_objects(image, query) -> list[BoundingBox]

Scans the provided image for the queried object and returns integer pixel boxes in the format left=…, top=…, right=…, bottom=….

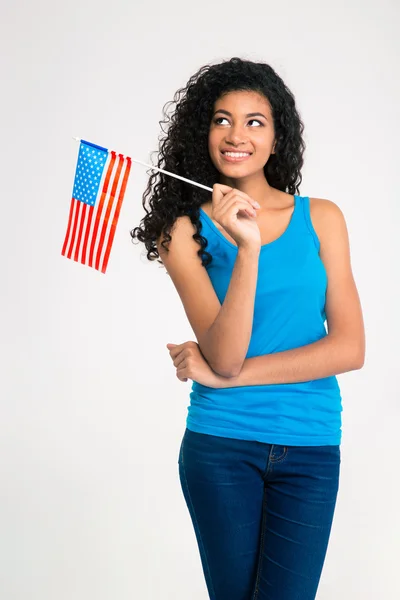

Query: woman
left=130, top=57, right=365, bottom=600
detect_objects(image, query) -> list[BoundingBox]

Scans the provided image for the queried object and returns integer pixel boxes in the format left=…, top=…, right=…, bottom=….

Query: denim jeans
left=178, top=428, right=341, bottom=600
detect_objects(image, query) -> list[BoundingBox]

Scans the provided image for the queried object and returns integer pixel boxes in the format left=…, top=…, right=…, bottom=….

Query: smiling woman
left=130, top=56, right=365, bottom=600
left=209, top=101, right=276, bottom=171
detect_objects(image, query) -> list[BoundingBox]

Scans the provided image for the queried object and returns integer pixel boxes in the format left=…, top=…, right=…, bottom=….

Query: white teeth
left=223, top=152, right=251, bottom=157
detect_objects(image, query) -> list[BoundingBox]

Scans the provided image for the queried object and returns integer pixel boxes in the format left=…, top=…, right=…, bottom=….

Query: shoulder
left=309, top=196, right=344, bottom=218
left=308, top=197, right=348, bottom=244
left=156, top=216, right=190, bottom=258
left=308, top=197, right=352, bottom=286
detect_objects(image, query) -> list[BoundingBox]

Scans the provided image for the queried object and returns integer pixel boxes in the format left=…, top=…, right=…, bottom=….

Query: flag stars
left=72, top=142, right=110, bottom=205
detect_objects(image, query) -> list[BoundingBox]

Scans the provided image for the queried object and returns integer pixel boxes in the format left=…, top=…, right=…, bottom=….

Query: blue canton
left=72, top=141, right=108, bottom=206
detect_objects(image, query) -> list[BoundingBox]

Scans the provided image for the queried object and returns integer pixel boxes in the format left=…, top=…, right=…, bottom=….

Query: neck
left=218, top=170, right=278, bottom=207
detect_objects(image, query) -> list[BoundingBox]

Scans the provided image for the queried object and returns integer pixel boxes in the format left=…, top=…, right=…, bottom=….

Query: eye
left=213, top=117, right=263, bottom=127
left=248, top=119, right=263, bottom=127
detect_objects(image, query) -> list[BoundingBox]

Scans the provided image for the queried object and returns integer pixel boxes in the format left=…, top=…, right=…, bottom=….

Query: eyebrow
left=213, top=109, right=268, bottom=120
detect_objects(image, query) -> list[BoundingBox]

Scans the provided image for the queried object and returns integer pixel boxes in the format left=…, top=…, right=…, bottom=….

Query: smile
left=221, top=151, right=252, bottom=162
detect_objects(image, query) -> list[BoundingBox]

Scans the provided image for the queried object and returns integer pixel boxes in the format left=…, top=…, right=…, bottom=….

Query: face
left=208, top=90, right=276, bottom=180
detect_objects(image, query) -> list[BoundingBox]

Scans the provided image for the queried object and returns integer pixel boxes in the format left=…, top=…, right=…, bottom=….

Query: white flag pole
left=72, top=137, right=213, bottom=193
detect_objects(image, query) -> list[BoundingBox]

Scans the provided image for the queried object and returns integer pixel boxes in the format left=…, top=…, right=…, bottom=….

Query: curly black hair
left=130, top=56, right=306, bottom=269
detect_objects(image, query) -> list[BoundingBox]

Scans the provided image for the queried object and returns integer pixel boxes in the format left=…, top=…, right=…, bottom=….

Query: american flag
left=61, top=140, right=131, bottom=274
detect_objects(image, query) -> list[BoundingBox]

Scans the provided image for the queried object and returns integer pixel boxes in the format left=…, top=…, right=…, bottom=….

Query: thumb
left=213, top=183, right=233, bottom=202
left=214, top=183, right=233, bottom=193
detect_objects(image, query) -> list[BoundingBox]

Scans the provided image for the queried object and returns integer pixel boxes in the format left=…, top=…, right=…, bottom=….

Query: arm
left=202, top=245, right=260, bottom=376
left=213, top=333, right=363, bottom=388
left=157, top=217, right=260, bottom=379
left=213, top=198, right=365, bottom=387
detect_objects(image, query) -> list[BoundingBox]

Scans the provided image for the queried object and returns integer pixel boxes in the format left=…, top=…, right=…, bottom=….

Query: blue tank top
left=186, top=194, right=343, bottom=446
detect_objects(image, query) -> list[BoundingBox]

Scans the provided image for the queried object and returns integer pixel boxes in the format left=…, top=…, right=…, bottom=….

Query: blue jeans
left=178, top=428, right=341, bottom=600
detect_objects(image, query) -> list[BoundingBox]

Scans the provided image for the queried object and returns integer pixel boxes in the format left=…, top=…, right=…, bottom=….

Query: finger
left=170, top=349, right=185, bottom=361
left=167, top=343, right=181, bottom=358
left=214, top=193, right=260, bottom=220
left=174, top=354, right=186, bottom=369
left=223, top=189, right=260, bottom=208
left=213, top=183, right=233, bottom=198
left=219, top=199, right=258, bottom=219
left=212, top=185, right=233, bottom=207
left=176, top=366, right=188, bottom=382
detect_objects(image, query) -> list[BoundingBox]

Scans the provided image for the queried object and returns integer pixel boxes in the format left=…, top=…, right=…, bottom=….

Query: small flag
left=61, top=139, right=131, bottom=274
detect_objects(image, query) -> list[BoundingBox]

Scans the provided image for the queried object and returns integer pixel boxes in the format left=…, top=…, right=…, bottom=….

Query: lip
left=220, top=150, right=252, bottom=163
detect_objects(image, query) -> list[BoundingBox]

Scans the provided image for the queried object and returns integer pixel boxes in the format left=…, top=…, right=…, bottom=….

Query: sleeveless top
left=186, top=195, right=343, bottom=446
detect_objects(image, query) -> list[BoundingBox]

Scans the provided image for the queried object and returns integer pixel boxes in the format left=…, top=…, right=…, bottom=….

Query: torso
left=200, top=191, right=325, bottom=247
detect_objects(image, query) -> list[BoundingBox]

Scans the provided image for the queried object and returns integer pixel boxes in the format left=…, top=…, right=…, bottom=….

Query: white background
left=1, top=1, right=399, bottom=598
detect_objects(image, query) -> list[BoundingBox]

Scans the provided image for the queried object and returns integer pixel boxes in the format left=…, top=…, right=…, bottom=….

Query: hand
left=166, top=340, right=221, bottom=388
left=212, top=183, right=261, bottom=250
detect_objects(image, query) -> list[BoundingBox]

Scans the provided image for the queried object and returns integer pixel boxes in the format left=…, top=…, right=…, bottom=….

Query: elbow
left=211, top=359, right=242, bottom=379
left=212, top=364, right=239, bottom=379
left=200, top=341, right=244, bottom=378
left=340, top=334, right=365, bottom=371
left=215, top=361, right=243, bottom=379
left=353, top=345, right=366, bottom=370
left=354, top=353, right=365, bottom=370
left=199, top=337, right=246, bottom=378
left=356, top=337, right=366, bottom=369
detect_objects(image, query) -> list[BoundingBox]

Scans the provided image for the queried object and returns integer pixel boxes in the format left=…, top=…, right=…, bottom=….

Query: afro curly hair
left=130, top=56, right=306, bottom=269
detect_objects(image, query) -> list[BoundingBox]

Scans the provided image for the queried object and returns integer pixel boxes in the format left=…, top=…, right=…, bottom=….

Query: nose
left=225, top=124, right=249, bottom=146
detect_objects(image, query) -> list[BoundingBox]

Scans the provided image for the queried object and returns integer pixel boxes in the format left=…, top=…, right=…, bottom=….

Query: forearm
left=202, top=245, right=260, bottom=377
left=213, top=333, right=364, bottom=388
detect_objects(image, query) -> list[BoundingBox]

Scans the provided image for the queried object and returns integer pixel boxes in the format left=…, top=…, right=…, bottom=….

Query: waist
left=188, top=378, right=342, bottom=445
left=191, top=375, right=340, bottom=398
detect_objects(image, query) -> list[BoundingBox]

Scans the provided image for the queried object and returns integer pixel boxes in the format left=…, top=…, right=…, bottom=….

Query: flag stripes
left=61, top=141, right=131, bottom=274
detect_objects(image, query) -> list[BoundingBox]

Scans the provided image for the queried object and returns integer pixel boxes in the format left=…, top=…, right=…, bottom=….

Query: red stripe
left=67, top=200, right=81, bottom=259
left=74, top=202, right=87, bottom=262
left=88, top=151, right=116, bottom=268
left=61, top=198, right=76, bottom=256
left=101, top=157, right=132, bottom=273
left=95, top=153, right=124, bottom=271
left=81, top=205, right=94, bottom=265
